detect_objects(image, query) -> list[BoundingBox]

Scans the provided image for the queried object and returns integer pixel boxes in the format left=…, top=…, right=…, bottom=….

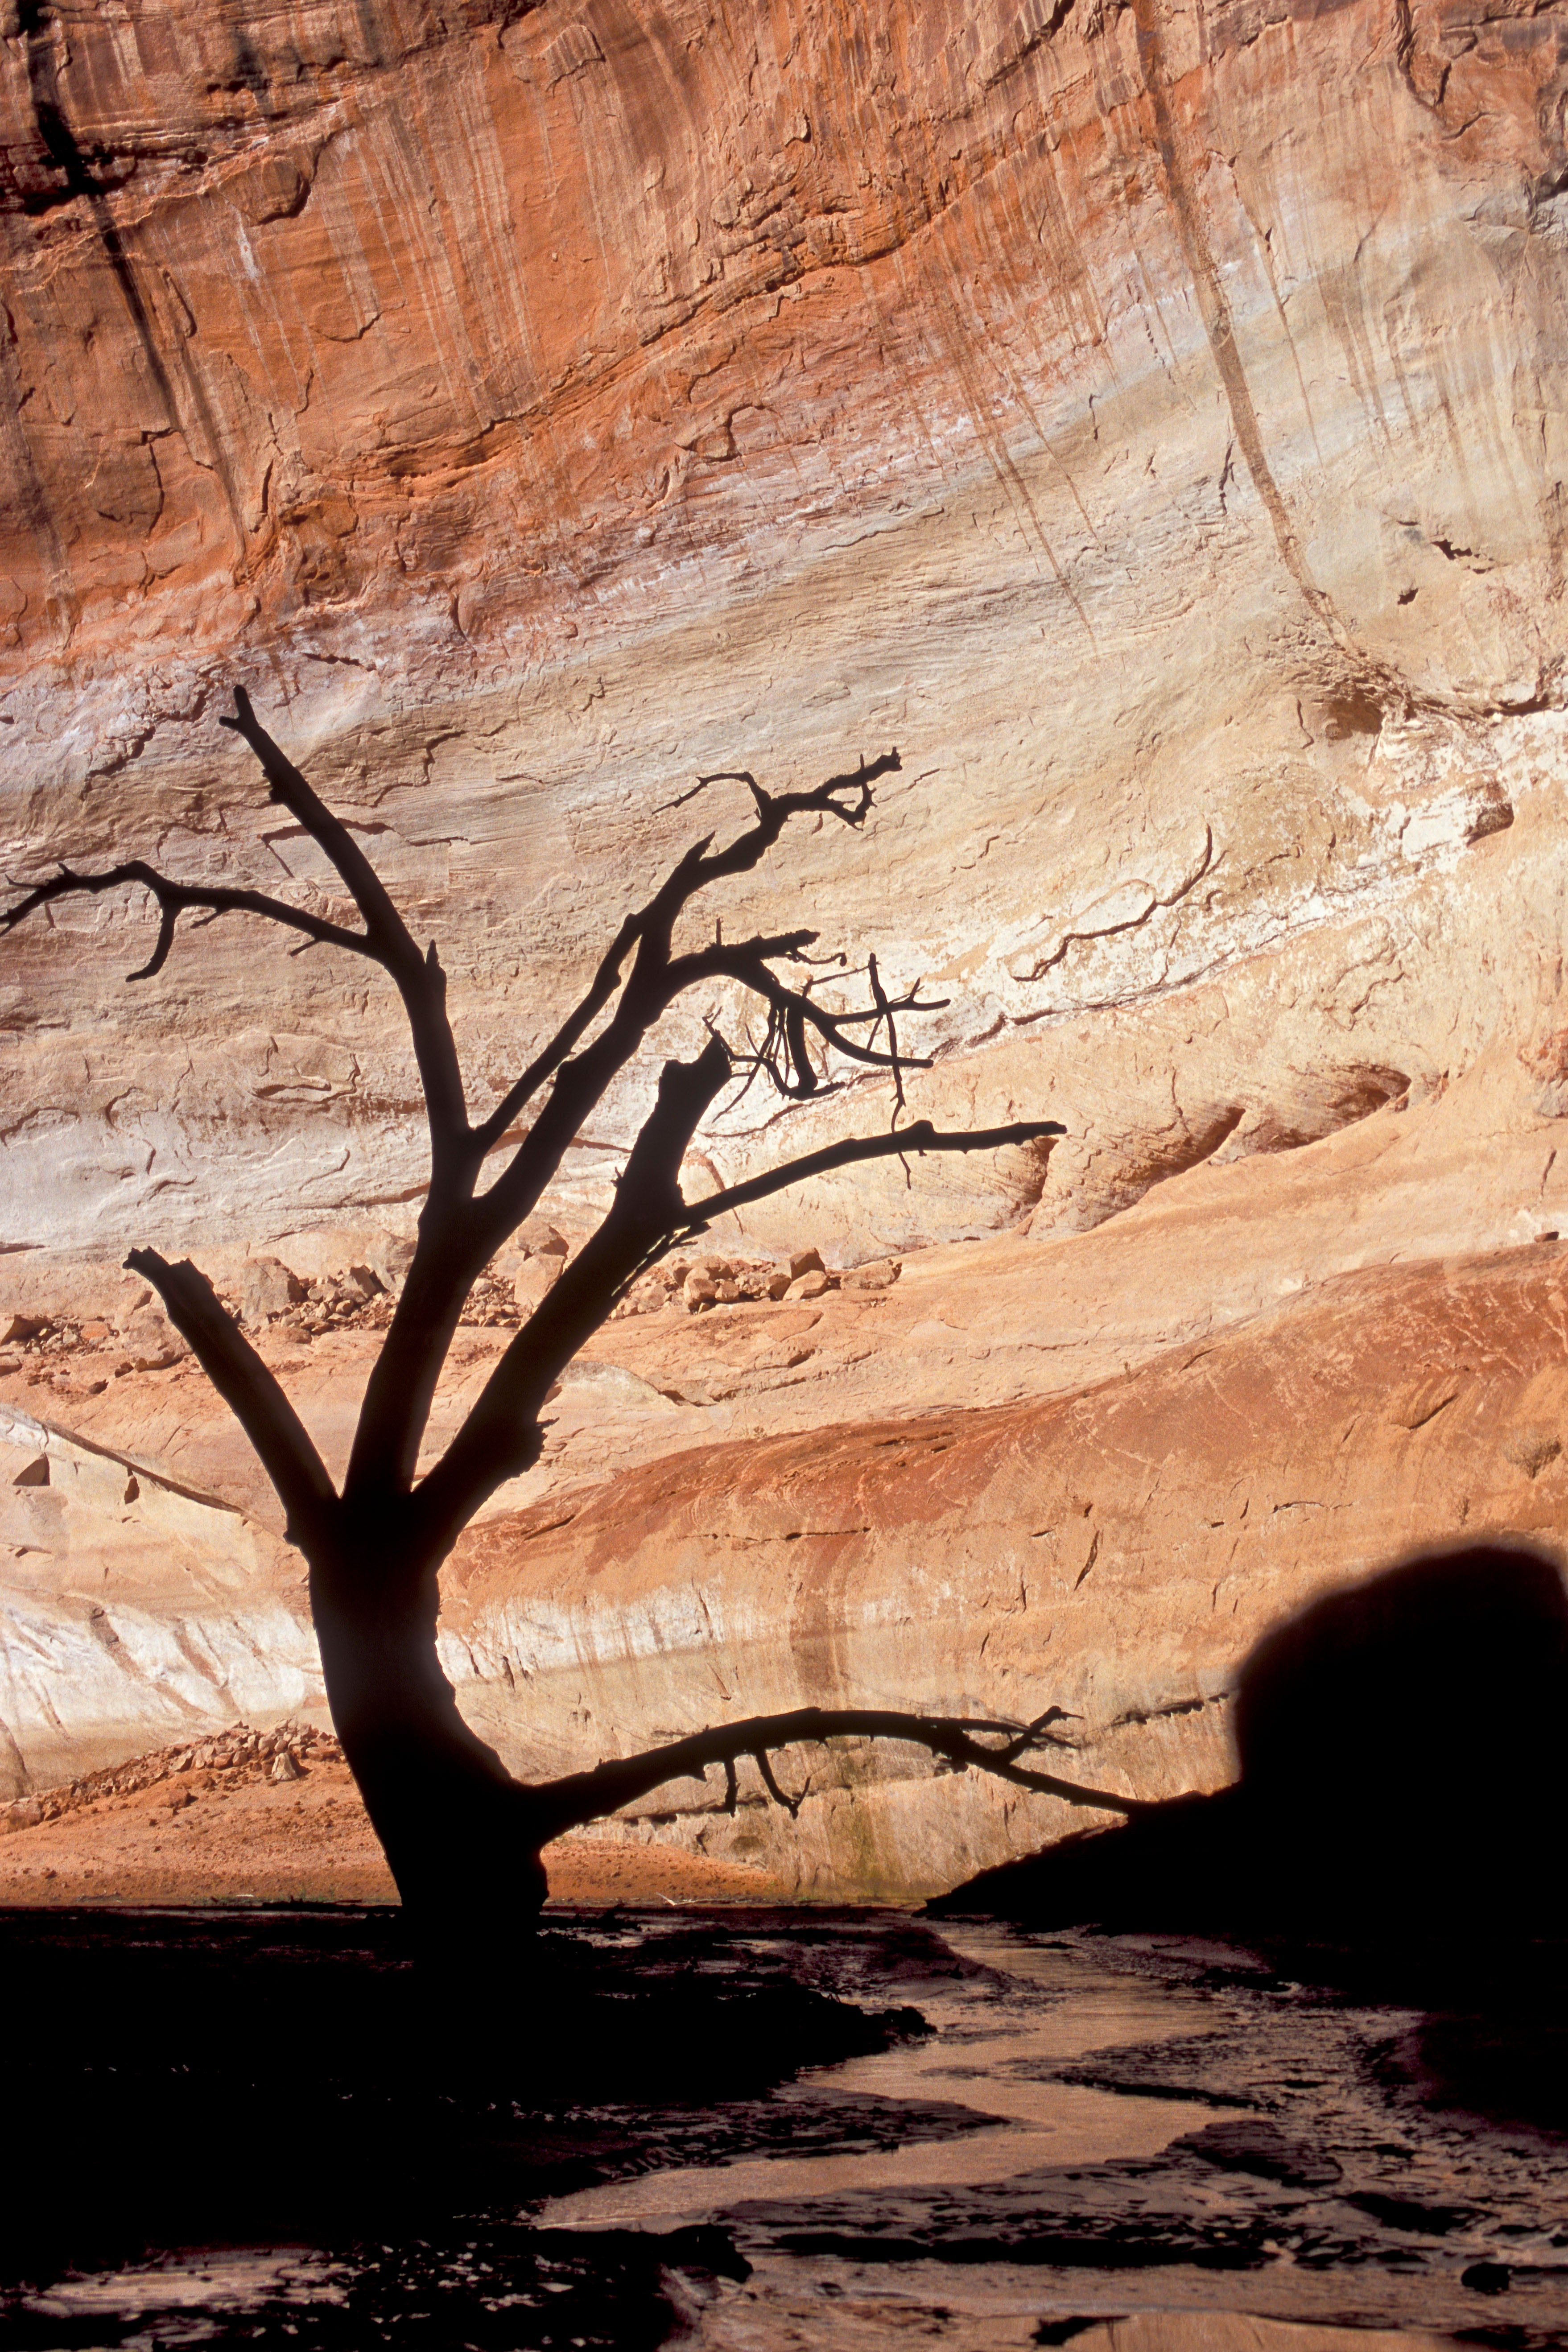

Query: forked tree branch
left=353, top=751, right=915, bottom=1496
left=408, top=1085, right=1063, bottom=1551
left=124, top=1249, right=339, bottom=1555
left=6, top=707, right=1064, bottom=1596
left=523, top=1705, right=1147, bottom=1844
left=468, top=751, right=904, bottom=1246
left=407, top=1037, right=736, bottom=1548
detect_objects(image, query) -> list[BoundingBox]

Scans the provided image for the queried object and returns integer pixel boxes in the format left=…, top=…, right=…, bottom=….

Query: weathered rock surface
left=2, top=0, right=1567, bottom=1267
left=4, top=0, right=1568, bottom=1891
left=441, top=1237, right=1568, bottom=1897
left=5, top=1059, right=1568, bottom=1896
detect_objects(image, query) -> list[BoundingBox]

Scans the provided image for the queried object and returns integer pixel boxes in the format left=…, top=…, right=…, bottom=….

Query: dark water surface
left=4, top=1905, right=1567, bottom=2349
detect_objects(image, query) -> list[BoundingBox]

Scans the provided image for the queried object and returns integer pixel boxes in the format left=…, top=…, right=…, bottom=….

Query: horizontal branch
left=1, top=861, right=371, bottom=979
left=524, top=1706, right=1146, bottom=1843
left=677, top=1118, right=1065, bottom=1233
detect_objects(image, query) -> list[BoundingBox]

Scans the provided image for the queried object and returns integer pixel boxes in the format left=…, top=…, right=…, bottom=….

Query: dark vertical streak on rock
left=21, top=8, right=247, bottom=553
left=1131, top=0, right=1361, bottom=668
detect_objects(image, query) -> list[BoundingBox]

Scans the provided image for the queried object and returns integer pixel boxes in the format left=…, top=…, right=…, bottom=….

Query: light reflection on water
left=541, top=1927, right=1221, bottom=2228
left=10, top=1915, right=1568, bottom=2350
left=24, top=2248, right=349, bottom=2319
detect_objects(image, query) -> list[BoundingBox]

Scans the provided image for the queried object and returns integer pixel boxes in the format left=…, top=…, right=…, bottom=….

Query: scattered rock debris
left=0, top=1250, right=899, bottom=1383
left=0, top=1721, right=340, bottom=1836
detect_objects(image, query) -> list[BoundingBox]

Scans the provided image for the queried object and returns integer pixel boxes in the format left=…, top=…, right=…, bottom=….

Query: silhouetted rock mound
left=932, top=1543, right=1568, bottom=1948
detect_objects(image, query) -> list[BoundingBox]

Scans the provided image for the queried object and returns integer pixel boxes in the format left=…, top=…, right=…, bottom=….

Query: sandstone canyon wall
left=3, top=0, right=1568, bottom=1890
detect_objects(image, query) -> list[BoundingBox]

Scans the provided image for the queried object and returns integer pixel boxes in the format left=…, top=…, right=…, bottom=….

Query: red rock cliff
left=4, top=0, right=1568, bottom=1887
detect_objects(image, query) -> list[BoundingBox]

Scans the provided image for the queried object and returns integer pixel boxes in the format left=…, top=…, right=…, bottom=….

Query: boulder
left=842, top=1262, right=901, bottom=1293
left=240, top=1259, right=306, bottom=1323
left=364, top=1235, right=416, bottom=1296
left=120, top=1307, right=190, bottom=1372
left=513, top=1258, right=561, bottom=1316
left=516, top=1219, right=568, bottom=1262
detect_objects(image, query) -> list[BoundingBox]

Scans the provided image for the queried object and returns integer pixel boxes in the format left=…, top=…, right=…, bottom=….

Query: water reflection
left=542, top=1929, right=1218, bottom=2227
left=4, top=1910, right=1566, bottom=2348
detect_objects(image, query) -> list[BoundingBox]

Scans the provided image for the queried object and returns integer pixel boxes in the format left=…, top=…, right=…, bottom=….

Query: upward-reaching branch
left=469, top=752, right=903, bottom=1249
left=220, top=689, right=470, bottom=1183
left=410, top=1036, right=736, bottom=1554
left=124, top=1249, right=339, bottom=1556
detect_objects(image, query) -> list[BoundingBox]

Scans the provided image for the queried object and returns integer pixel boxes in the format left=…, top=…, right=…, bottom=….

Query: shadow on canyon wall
left=934, top=1543, right=1568, bottom=1950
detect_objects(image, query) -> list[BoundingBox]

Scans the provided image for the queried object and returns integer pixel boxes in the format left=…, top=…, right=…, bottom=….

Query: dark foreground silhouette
left=0, top=1906, right=942, bottom=2304
left=933, top=1543, right=1568, bottom=1948
left=6, top=1903, right=1567, bottom=2345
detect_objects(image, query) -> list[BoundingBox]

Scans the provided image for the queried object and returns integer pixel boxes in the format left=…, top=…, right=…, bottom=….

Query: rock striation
left=3, top=0, right=1568, bottom=1890
left=1, top=0, right=1567, bottom=1262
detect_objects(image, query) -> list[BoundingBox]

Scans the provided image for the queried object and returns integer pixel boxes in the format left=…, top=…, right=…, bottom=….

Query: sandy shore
left=0, top=1753, right=789, bottom=1908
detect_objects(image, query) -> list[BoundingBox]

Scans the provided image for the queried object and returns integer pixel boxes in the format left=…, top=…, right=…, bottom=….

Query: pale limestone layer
left=0, top=1404, right=323, bottom=1796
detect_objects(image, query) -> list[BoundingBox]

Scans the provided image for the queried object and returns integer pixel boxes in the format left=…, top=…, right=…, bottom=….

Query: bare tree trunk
left=309, top=1534, right=549, bottom=1931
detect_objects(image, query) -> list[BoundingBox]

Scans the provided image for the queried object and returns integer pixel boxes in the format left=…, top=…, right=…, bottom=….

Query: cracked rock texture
left=437, top=1230, right=1568, bottom=1897
left=3, top=0, right=1568, bottom=1888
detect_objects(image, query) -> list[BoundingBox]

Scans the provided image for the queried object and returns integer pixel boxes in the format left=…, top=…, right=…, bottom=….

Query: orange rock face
left=3, top=0, right=1565, bottom=687
left=444, top=1238, right=1568, bottom=1896
left=4, top=0, right=1568, bottom=1267
left=4, top=0, right=1568, bottom=1895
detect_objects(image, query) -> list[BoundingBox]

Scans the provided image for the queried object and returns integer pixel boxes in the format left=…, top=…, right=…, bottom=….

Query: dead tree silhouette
left=5, top=690, right=1132, bottom=1935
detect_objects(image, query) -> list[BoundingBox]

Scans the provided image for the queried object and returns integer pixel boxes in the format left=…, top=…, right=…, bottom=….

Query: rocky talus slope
left=2, top=0, right=1568, bottom=1891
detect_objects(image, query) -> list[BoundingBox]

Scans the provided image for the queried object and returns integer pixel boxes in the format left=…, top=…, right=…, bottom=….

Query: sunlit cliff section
left=4, top=0, right=1568, bottom=1881
left=0, top=0, right=1564, bottom=1254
